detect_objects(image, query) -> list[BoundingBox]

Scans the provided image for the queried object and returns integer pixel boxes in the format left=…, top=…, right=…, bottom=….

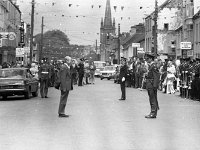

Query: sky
left=17, top=0, right=200, bottom=46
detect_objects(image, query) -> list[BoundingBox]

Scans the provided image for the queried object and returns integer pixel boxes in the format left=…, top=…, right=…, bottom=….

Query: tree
left=34, top=30, right=70, bottom=59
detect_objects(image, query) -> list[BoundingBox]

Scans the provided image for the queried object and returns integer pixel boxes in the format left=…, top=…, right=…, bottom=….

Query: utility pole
left=153, top=0, right=158, bottom=56
left=39, top=16, right=44, bottom=65
left=95, top=39, right=97, bottom=53
left=30, top=0, right=35, bottom=64
left=118, top=23, right=120, bottom=64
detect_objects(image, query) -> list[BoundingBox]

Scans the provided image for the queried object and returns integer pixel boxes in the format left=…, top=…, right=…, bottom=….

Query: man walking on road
left=145, top=54, right=160, bottom=119
left=57, top=56, right=73, bottom=118
left=119, top=57, right=128, bottom=100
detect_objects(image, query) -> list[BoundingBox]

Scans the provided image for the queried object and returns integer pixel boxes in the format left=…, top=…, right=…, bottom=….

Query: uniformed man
left=145, top=54, right=160, bottom=119
left=77, top=58, right=85, bottom=86
left=191, top=58, right=200, bottom=100
left=39, top=58, right=50, bottom=98
left=119, top=57, right=128, bottom=100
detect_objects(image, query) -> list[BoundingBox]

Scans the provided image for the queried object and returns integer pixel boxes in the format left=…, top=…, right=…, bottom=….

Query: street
left=1, top=78, right=200, bottom=150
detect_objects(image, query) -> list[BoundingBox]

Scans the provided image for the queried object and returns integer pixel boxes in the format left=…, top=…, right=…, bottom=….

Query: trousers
left=120, top=81, right=126, bottom=99
left=147, top=88, right=159, bottom=116
left=58, top=90, right=69, bottom=115
left=40, top=79, right=49, bottom=98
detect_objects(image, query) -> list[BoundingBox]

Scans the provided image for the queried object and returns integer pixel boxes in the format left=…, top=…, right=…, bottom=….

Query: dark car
left=0, top=68, right=39, bottom=100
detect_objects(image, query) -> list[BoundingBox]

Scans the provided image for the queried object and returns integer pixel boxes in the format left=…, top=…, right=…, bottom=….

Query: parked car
left=0, top=68, right=39, bottom=100
left=94, top=61, right=106, bottom=77
left=100, top=66, right=116, bottom=80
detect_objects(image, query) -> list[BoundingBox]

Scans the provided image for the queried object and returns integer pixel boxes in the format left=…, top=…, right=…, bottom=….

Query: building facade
left=145, top=0, right=183, bottom=58
left=100, top=0, right=115, bottom=62
left=0, top=0, right=21, bottom=65
left=122, top=23, right=145, bottom=60
left=193, top=10, right=200, bottom=58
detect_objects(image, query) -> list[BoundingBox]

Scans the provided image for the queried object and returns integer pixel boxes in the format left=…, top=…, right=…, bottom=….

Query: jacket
left=58, top=63, right=73, bottom=91
left=146, top=62, right=160, bottom=90
left=119, top=65, right=128, bottom=81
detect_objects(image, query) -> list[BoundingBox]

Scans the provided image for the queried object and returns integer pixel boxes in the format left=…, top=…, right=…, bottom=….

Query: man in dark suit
left=57, top=56, right=73, bottom=118
left=119, top=57, right=128, bottom=100
left=77, top=58, right=85, bottom=86
left=145, top=54, right=160, bottom=119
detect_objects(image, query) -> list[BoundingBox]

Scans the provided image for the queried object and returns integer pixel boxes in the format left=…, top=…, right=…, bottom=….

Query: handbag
left=54, top=81, right=60, bottom=90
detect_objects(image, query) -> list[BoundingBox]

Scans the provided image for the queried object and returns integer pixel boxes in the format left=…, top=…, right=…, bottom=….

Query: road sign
left=132, top=43, right=140, bottom=48
left=180, top=42, right=192, bottom=49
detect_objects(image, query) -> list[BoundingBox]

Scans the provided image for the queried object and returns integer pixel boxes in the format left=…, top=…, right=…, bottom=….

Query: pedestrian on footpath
left=57, top=56, right=73, bottom=118
left=145, top=54, right=160, bottom=119
left=119, top=57, right=128, bottom=100
left=38, top=58, right=50, bottom=98
left=89, top=61, right=96, bottom=84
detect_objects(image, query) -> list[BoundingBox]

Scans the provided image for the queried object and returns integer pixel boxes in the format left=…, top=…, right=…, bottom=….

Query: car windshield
left=0, top=69, right=25, bottom=78
left=104, top=66, right=115, bottom=71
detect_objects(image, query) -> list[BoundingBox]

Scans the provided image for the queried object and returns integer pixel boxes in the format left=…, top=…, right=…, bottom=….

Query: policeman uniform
left=77, top=58, right=85, bottom=86
left=119, top=57, right=128, bottom=100
left=39, top=59, right=50, bottom=98
left=191, top=58, right=200, bottom=100
left=145, top=54, right=160, bottom=119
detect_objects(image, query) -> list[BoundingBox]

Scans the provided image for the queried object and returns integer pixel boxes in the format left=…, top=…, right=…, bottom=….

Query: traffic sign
left=180, top=42, right=192, bottom=49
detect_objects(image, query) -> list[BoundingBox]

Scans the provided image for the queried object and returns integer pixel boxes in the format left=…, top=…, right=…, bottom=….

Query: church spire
left=104, top=0, right=112, bottom=27
left=101, top=18, right=104, bottom=27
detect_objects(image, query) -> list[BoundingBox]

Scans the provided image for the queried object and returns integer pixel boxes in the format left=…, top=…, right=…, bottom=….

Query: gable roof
left=193, top=9, right=200, bottom=20
left=122, top=33, right=145, bottom=49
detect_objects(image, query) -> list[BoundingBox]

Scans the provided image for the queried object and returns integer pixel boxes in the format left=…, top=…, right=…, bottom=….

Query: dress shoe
left=118, top=98, right=126, bottom=100
left=45, top=96, right=48, bottom=98
left=59, top=114, right=69, bottom=118
left=145, top=114, right=156, bottom=119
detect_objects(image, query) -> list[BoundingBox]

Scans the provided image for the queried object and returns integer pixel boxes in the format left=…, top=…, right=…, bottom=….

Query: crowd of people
left=119, top=56, right=200, bottom=101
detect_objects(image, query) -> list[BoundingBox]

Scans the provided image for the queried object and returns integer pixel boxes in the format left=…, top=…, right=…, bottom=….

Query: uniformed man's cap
left=165, top=59, right=168, bottom=62
left=121, top=57, right=127, bottom=61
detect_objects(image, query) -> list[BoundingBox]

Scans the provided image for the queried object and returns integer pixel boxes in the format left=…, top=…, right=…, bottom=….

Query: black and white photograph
left=1, top=0, right=200, bottom=149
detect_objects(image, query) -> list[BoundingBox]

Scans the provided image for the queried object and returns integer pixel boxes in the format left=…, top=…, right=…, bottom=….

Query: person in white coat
left=166, top=61, right=176, bottom=94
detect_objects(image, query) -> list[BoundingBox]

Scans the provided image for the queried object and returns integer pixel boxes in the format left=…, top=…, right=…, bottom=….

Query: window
left=164, top=23, right=169, bottom=30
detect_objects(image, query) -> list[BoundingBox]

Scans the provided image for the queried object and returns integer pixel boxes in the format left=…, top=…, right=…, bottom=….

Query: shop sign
left=180, top=42, right=192, bottom=49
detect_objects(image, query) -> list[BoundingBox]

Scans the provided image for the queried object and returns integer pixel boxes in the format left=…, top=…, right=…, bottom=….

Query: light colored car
left=100, top=66, right=116, bottom=80
left=0, top=68, right=39, bottom=100
left=94, top=61, right=106, bottom=77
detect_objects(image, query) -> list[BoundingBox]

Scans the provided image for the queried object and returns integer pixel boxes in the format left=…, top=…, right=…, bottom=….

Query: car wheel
left=25, top=87, right=31, bottom=99
left=100, top=78, right=103, bottom=80
left=2, top=95, right=7, bottom=100
left=107, top=78, right=110, bottom=80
